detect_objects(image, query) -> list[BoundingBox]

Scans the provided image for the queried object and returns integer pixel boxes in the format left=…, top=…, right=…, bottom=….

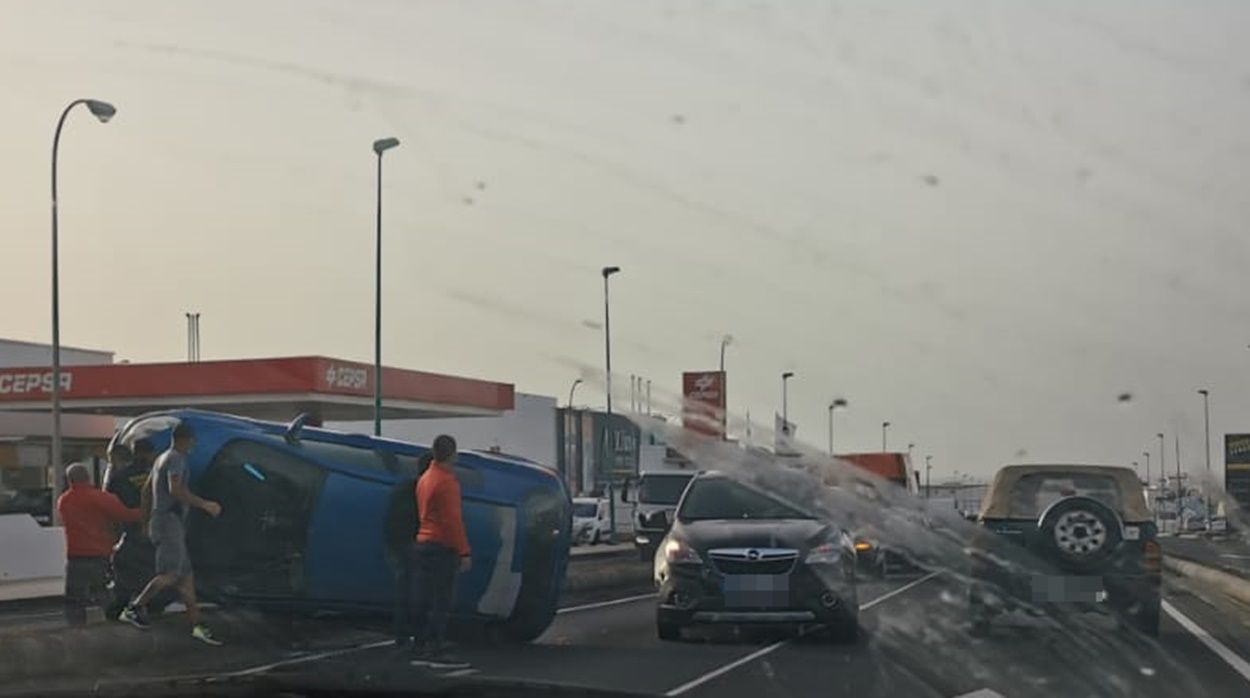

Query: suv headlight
left=806, top=541, right=843, bottom=565
left=663, top=537, right=703, bottom=564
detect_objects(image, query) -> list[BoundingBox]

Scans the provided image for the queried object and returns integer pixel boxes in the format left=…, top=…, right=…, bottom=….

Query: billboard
left=1225, top=434, right=1250, bottom=512
left=682, top=371, right=726, bottom=438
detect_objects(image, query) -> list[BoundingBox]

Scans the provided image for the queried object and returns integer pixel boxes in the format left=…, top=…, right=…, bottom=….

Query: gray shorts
left=150, top=514, right=193, bottom=579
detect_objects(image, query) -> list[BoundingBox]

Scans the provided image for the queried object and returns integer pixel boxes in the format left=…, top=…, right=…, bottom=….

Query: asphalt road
left=4, top=568, right=1250, bottom=697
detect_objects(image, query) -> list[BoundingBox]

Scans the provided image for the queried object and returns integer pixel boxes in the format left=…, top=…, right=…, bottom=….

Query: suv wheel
left=1037, top=496, right=1123, bottom=572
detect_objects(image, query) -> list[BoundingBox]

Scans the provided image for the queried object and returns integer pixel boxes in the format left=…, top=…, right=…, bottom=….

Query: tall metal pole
left=601, top=266, right=620, bottom=539
left=925, top=455, right=932, bottom=499
left=373, top=152, right=383, bottom=436
left=371, top=138, right=399, bottom=437
left=568, top=378, right=583, bottom=409
left=882, top=421, right=891, bottom=452
left=1157, top=433, right=1166, bottom=489
left=50, top=98, right=115, bottom=514
left=602, top=267, right=620, bottom=414
left=781, top=372, right=794, bottom=427
left=1200, top=389, right=1212, bottom=529
left=1175, top=435, right=1183, bottom=508
left=1143, top=451, right=1150, bottom=486
left=827, top=403, right=834, bottom=457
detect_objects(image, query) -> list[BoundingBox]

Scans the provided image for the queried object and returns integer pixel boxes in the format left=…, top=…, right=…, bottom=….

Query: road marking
left=557, top=593, right=654, bottom=614
left=861, top=571, right=941, bottom=610
left=663, top=572, right=942, bottom=697
left=953, top=690, right=1006, bottom=698
left=1162, top=600, right=1250, bottom=684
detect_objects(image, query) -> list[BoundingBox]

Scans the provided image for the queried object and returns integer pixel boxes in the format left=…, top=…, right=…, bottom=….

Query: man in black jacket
left=103, top=439, right=162, bottom=620
left=383, top=452, right=432, bottom=648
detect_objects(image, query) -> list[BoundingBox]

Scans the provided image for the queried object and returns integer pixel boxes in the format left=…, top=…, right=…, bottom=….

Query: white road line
left=1162, top=600, right=1250, bottom=684
left=663, top=572, right=942, bottom=697
left=953, top=690, right=1006, bottom=698
left=557, top=593, right=654, bottom=614
left=861, top=572, right=941, bottom=610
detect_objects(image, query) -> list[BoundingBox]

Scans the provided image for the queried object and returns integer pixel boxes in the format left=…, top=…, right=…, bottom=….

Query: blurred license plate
left=722, top=574, right=789, bottom=608
left=1031, top=575, right=1105, bottom=603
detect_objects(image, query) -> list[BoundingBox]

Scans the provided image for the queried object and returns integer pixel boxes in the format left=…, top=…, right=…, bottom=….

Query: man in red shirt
left=410, top=435, right=471, bottom=670
left=56, top=463, right=142, bottom=625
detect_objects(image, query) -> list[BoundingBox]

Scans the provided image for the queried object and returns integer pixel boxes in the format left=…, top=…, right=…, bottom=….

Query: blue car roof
left=118, top=408, right=559, bottom=481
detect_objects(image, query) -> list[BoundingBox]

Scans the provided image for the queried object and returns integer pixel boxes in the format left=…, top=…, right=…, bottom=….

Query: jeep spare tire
left=1036, top=496, right=1122, bottom=572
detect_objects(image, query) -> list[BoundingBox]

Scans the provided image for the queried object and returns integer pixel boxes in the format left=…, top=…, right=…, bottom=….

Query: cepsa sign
left=0, top=370, right=73, bottom=395
left=682, top=371, right=726, bottom=438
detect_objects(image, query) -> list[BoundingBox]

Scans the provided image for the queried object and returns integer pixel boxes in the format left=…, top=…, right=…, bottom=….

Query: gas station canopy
left=0, top=356, right=514, bottom=422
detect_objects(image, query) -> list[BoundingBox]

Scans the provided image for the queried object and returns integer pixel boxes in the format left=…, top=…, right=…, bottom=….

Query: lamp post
left=602, top=267, right=621, bottom=413
left=568, top=378, right=583, bottom=409
left=827, top=398, right=847, bottom=456
left=882, top=421, right=891, bottom=452
left=1199, top=389, right=1212, bottom=530
left=925, top=455, right=932, bottom=499
left=601, top=266, right=621, bottom=538
left=50, top=97, right=116, bottom=510
left=1142, top=451, right=1150, bottom=486
left=371, top=136, right=400, bottom=437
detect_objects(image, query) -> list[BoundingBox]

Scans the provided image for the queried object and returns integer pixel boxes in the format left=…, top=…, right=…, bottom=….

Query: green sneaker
left=191, top=624, right=223, bottom=646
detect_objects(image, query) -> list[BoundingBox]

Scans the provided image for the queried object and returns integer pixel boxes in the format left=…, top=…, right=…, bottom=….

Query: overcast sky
left=3, top=0, right=1250, bottom=478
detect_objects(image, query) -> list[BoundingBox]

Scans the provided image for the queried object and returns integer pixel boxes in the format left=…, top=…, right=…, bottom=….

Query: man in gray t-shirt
left=118, top=422, right=224, bottom=646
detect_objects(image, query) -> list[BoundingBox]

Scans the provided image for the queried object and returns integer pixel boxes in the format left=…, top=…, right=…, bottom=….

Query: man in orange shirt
left=409, top=435, right=471, bottom=670
left=56, top=463, right=142, bottom=625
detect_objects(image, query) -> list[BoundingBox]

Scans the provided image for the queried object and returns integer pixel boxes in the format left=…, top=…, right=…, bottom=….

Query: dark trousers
left=389, top=546, right=414, bottom=643
left=64, top=557, right=109, bottom=626
left=409, top=543, right=460, bottom=649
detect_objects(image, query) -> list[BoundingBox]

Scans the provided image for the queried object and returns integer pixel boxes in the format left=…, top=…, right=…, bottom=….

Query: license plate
left=1031, top=575, right=1105, bottom=603
left=722, top=574, right=790, bottom=608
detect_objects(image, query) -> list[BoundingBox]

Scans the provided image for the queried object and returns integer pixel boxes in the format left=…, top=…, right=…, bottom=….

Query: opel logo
left=747, top=549, right=761, bottom=560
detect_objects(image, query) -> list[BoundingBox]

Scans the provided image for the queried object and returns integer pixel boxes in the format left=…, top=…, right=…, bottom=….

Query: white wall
left=330, top=392, right=558, bottom=469
left=0, top=514, right=66, bottom=600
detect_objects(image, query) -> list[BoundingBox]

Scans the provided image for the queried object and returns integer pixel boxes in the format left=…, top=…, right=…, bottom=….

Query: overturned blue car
left=107, top=409, right=572, bottom=642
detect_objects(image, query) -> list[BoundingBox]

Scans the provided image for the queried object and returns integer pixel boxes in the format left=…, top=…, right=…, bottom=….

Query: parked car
left=573, top=497, right=611, bottom=545
left=654, top=471, right=859, bottom=642
left=968, top=464, right=1161, bottom=636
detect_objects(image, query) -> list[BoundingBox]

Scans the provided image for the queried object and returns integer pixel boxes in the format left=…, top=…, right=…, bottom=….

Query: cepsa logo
left=685, top=372, right=722, bottom=401
left=324, top=365, right=368, bottom=391
left=0, top=371, right=73, bottom=395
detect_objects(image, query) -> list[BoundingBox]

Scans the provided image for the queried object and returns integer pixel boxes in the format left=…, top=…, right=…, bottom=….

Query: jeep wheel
left=1037, top=496, right=1123, bottom=572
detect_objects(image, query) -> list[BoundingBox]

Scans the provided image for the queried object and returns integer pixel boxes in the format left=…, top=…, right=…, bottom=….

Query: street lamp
left=882, top=421, right=891, bottom=452
left=719, top=334, right=733, bottom=374
left=602, top=266, right=621, bottom=413
left=827, top=398, right=847, bottom=456
left=907, top=442, right=915, bottom=462
left=371, top=136, right=400, bottom=437
left=50, top=97, right=116, bottom=509
left=1157, top=433, right=1165, bottom=488
left=1199, top=389, right=1212, bottom=529
left=781, top=372, right=795, bottom=428
left=568, top=378, right=583, bottom=408
left=925, top=455, right=932, bottom=499
left=1143, top=451, right=1151, bottom=486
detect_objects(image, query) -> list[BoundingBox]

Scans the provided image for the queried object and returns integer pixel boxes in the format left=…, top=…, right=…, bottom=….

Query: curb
left=1164, top=556, right=1250, bottom=607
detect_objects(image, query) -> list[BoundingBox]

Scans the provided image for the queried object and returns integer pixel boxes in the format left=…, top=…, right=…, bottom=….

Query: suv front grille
left=709, top=548, right=798, bottom=575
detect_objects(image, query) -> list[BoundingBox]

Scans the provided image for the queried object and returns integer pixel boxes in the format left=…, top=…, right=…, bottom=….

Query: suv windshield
left=1008, top=472, right=1123, bottom=519
left=679, top=477, right=812, bottom=521
left=638, top=474, right=693, bottom=505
